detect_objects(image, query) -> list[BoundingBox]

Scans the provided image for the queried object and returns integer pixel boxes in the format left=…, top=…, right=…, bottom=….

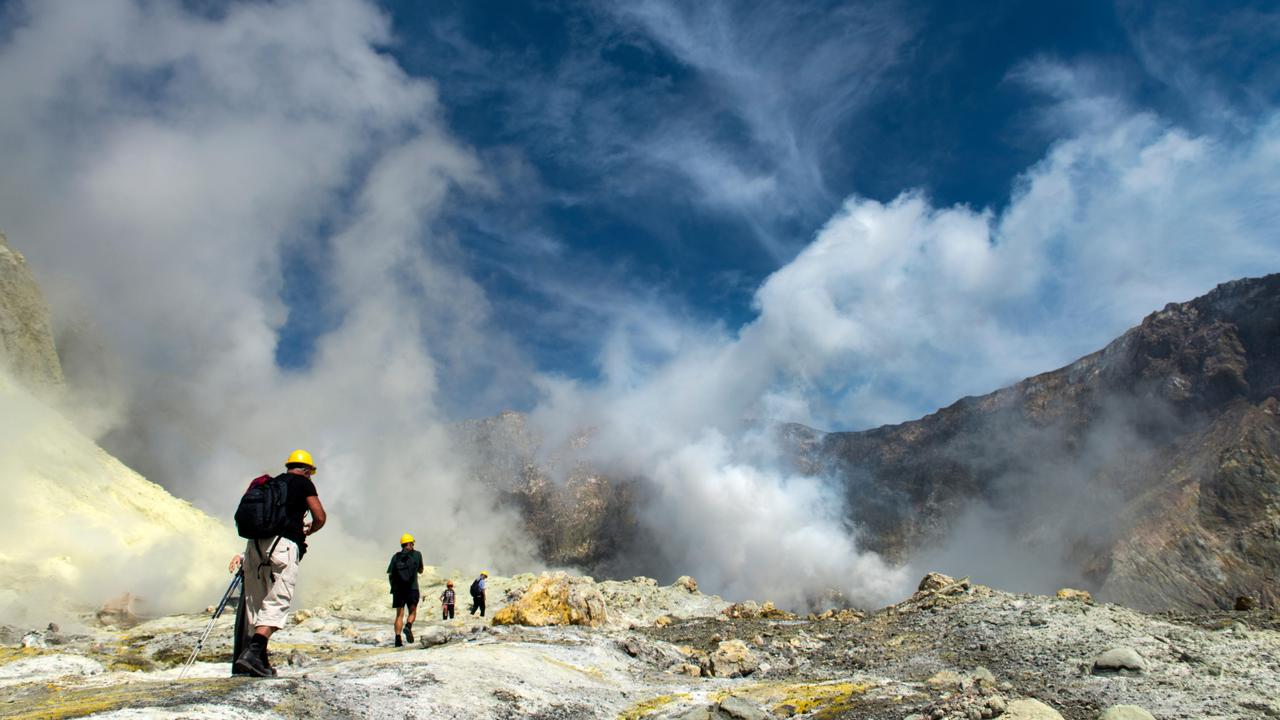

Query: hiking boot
left=262, top=649, right=279, bottom=677
left=234, top=647, right=272, bottom=678
left=403, top=625, right=414, bottom=644
left=395, top=635, right=403, bottom=648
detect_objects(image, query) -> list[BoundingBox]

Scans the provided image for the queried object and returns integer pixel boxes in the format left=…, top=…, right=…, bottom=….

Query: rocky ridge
left=451, top=276, right=1280, bottom=612
left=0, top=229, right=63, bottom=391
left=2, top=571, right=1277, bottom=719
left=802, top=275, right=1280, bottom=610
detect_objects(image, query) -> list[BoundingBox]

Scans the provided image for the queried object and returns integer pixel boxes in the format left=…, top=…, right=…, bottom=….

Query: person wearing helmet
left=387, top=533, right=424, bottom=647
left=235, top=449, right=326, bottom=678
left=440, top=580, right=456, bottom=620
left=468, top=571, right=489, bottom=617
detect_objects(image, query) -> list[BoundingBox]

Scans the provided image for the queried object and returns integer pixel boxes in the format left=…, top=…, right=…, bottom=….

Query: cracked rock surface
left=2, top=573, right=1277, bottom=719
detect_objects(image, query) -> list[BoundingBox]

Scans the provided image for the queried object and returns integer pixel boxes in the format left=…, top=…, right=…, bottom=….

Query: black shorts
left=391, top=588, right=420, bottom=609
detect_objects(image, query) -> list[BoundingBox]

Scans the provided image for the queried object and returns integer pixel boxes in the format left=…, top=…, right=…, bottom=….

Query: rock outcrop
left=451, top=411, right=645, bottom=570
left=492, top=571, right=609, bottom=628
left=0, top=230, right=63, bottom=391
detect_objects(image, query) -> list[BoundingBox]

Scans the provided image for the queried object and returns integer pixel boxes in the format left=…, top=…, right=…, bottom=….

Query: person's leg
left=238, top=540, right=297, bottom=677
left=393, top=604, right=405, bottom=646
left=479, top=595, right=486, bottom=617
left=404, top=598, right=417, bottom=643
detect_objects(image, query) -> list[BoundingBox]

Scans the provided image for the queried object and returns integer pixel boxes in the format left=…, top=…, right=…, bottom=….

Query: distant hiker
left=468, top=571, right=488, bottom=617
left=441, top=580, right=456, bottom=620
left=388, top=533, right=424, bottom=647
left=233, top=449, right=326, bottom=678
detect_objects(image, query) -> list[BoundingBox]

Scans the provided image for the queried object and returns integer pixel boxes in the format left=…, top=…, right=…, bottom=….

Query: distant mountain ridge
left=459, top=276, right=1280, bottom=611
left=794, top=274, right=1280, bottom=610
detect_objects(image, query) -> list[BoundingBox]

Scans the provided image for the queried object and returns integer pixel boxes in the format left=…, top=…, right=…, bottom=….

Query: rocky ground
left=1, top=572, right=1277, bottom=720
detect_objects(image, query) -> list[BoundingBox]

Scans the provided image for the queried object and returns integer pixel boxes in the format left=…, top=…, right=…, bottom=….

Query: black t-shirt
left=277, top=472, right=318, bottom=550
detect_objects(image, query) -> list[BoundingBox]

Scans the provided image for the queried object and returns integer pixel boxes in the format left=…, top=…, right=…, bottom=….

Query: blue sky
left=285, top=0, right=1279, bottom=414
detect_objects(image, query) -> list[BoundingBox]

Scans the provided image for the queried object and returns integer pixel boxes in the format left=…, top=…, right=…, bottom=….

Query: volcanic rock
left=707, top=639, right=759, bottom=678
left=790, top=274, right=1280, bottom=611
left=0, top=230, right=63, bottom=391
left=95, top=593, right=141, bottom=628
left=491, top=571, right=608, bottom=628
left=1091, top=647, right=1147, bottom=674
left=1003, top=699, right=1065, bottom=719
left=1098, top=706, right=1156, bottom=720
left=1055, top=588, right=1093, bottom=603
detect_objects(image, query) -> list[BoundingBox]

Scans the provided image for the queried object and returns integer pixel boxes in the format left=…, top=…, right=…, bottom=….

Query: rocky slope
left=453, top=276, right=1280, bottom=612
left=2, top=571, right=1276, bottom=719
left=0, top=231, right=238, bottom=626
left=0, top=230, right=63, bottom=391
left=800, top=275, right=1280, bottom=611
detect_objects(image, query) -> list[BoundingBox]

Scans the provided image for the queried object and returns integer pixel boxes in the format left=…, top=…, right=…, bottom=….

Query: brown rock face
left=799, top=274, right=1280, bottom=610
left=452, top=411, right=645, bottom=570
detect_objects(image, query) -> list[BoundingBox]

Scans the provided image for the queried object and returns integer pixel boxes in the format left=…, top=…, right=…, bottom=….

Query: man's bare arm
left=306, top=496, right=327, bottom=535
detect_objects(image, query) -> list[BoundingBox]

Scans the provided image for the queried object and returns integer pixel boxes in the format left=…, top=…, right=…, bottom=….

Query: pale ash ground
left=2, top=570, right=1278, bottom=720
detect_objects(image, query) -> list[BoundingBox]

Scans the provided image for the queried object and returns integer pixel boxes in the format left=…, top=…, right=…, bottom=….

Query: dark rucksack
left=234, top=474, right=290, bottom=540
left=391, top=551, right=418, bottom=587
left=469, top=578, right=482, bottom=598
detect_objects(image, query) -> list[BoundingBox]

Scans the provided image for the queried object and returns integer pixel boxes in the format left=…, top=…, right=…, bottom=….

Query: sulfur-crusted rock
left=918, top=572, right=955, bottom=592
left=708, top=639, right=759, bottom=678
left=491, top=572, right=608, bottom=628
left=1055, top=588, right=1093, bottom=603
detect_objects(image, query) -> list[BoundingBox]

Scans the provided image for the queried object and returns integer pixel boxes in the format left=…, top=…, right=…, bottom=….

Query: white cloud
left=1, top=0, right=1276, bottom=614
left=0, top=0, right=540, bottom=604
left=528, top=61, right=1280, bottom=605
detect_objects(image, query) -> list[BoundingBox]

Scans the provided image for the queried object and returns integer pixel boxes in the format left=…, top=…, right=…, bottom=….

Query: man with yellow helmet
left=234, top=449, right=326, bottom=678
left=387, top=532, right=424, bottom=647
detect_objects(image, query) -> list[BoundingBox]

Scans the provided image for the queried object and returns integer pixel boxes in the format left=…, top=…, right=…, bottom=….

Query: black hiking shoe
left=262, top=649, right=279, bottom=677
left=395, top=635, right=403, bottom=647
left=403, top=625, right=414, bottom=644
left=234, top=647, right=272, bottom=678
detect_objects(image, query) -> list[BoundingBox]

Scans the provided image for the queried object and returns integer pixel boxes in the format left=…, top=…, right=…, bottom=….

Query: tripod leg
left=179, top=572, right=242, bottom=679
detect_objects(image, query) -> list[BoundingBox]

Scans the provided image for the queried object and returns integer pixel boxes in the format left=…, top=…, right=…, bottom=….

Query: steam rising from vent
left=0, top=0, right=1277, bottom=620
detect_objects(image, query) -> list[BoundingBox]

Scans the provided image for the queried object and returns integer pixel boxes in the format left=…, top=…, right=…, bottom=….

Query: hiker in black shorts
left=387, top=533, right=424, bottom=647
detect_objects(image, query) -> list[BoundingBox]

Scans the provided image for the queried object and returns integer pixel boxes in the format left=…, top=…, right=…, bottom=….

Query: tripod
left=179, top=569, right=243, bottom=679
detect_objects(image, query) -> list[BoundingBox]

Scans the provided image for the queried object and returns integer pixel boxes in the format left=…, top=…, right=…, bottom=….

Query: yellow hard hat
left=286, top=449, right=316, bottom=471
left=400, top=533, right=415, bottom=545
left=480, top=570, right=489, bottom=577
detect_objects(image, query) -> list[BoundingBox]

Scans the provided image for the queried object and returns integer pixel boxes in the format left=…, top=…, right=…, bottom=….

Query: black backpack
left=234, top=474, right=290, bottom=539
left=469, top=578, right=482, bottom=598
left=391, top=551, right=418, bottom=587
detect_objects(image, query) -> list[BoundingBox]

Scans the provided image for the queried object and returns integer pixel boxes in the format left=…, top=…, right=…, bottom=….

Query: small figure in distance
left=441, top=580, right=456, bottom=620
left=468, top=571, right=488, bottom=617
left=388, top=533, right=424, bottom=647
left=234, top=449, right=326, bottom=678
